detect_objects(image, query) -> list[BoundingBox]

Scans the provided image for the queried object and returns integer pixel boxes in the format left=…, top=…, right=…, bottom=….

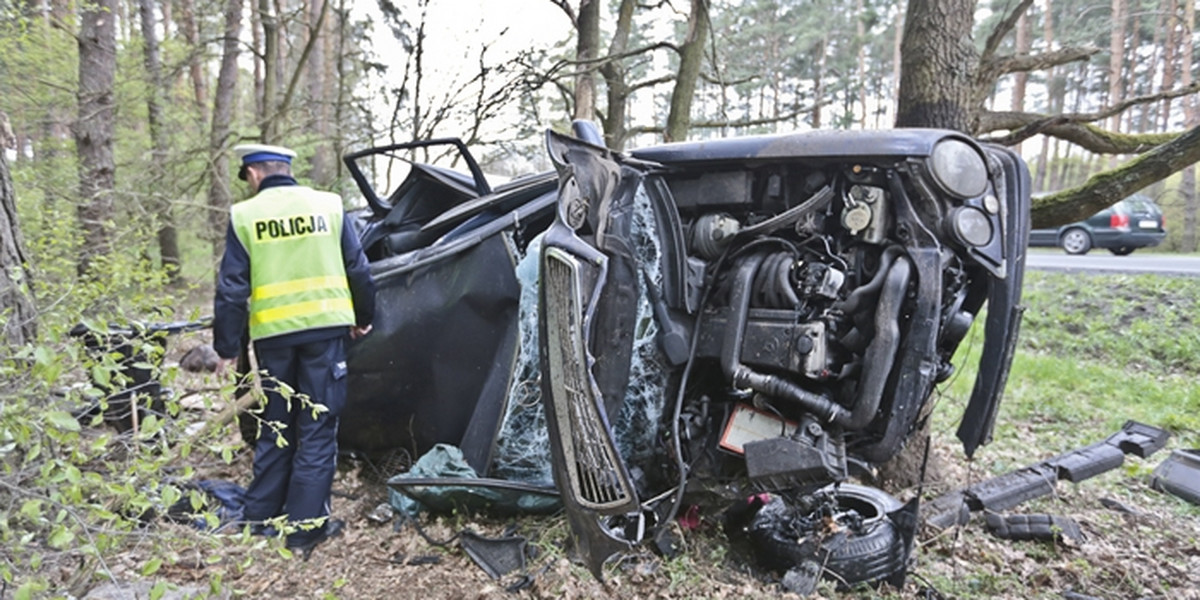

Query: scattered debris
left=366, top=502, right=394, bottom=524
left=459, top=529, right=528, bottom=579
left=1150, top=448, right=1200, bottom=505
left=923, top=420, right=1169, bottom=529
left=983, top=512, right=1084, bottom=544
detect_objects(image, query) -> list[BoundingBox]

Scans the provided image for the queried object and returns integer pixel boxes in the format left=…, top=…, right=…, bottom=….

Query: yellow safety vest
left=230, top=186, right=356, bottom=340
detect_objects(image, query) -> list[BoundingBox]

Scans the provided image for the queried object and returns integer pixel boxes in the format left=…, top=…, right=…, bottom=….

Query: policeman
left=213, top=143, right=375, bottom=558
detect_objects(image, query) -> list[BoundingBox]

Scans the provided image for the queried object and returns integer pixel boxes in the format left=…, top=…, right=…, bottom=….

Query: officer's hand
left=216, top=357, right=238, bottom=375
left=350, top=324, right=373, bottom=340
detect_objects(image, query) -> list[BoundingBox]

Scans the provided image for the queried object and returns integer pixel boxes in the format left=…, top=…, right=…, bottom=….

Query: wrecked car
left=339, top=122, right=1032, bottom=588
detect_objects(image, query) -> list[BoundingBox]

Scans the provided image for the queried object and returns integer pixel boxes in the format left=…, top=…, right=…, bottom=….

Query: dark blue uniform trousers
left=242, top=335, right=346, bottom=547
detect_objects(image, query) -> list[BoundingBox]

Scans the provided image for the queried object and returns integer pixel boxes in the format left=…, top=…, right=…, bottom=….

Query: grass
left=936, top=270, right=1200, bottom=460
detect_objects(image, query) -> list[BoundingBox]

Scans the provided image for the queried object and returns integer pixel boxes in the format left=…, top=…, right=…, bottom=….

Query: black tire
left=747, top=484, right=908, bottom=589
left=1059, top=227, right=1092, bottom=255
left=1109, top=246, right=1135, bottom=256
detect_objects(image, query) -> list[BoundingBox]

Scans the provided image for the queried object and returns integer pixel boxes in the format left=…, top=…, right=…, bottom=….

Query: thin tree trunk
left=1010, top=14, right=1030, bottom=154
left=258, top=0, right=279, bottom=141
left=600, top=0, right=635, bottom=150
left=307, top=0, right=333, bottom=184
left=574, top=0, right=600, bottom=121
left=1105, top=0, right=1125, bottom=170
left=664, top=0, right=710, bottom=142
left=0, top=149, right=36, bottom=345
left=207, top=0, right=242, bottom=262
left=76, top=0, right=117, bottom=277
left=178, top=0, right=208, bottom=116
left=1179, top=0, right=1196, bottom=252
left=1036, top=2, right=1056, bottom=191
left=1160, top=0, right=1178, bottom=131
left=139, top=0, right=181, bottom=283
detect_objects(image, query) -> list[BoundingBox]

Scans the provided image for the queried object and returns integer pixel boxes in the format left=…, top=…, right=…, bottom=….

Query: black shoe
left=287, top=518, right=345, bottom=561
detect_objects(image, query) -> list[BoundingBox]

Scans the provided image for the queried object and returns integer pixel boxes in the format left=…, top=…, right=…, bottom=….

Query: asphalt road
left=1024, top=249, right=1200, bottom=277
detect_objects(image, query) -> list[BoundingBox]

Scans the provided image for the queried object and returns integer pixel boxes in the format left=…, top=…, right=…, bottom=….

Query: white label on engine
left=719, top=403, right=798, bottom=455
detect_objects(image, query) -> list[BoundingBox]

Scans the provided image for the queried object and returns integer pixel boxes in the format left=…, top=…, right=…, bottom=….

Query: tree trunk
left=1010, top=13, right=1030, bottom=154
left=1179, top=0, right=1196, bottom=252
left=895, top=0, right=977, bottom=131
left=600, top=0, right=635, bottom=150
left=258, top=0, right=279, bottom=141
left=207, top=0, right=242, bottom=261
left=307, top=0, right=334, bottom=184
left=0, top=150, right=36, bottom=345
left=178, top=0, right=208, bottom=117
left=139, top=0, right=181, bottom=283
left=573, top=0, right=600, bottom=121
left=664, top=0, right=710, bottom=142
left=76, top=0, right=117, bottom=277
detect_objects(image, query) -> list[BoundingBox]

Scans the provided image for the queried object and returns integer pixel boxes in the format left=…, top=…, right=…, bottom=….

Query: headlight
left=949, top=206, right=993, bottom=247
left=929, top=139, right=988, bottom=199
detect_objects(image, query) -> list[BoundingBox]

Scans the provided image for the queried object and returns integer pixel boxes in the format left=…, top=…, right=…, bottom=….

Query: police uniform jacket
left=213, top=174, right=375, bottom=358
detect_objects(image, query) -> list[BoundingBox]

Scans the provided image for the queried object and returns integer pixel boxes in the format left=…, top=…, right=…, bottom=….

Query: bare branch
left=979, top=116, right=1176, bottom=153
left=981, top=0, right=1036, bottom=62
left=982, top=45, right=1100, bottom=77
left=979, top=83, right=1200, bottom=147
left=549, top=0, right=578, bottom=27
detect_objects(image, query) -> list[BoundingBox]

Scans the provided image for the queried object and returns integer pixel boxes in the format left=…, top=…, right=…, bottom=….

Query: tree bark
left=0, top=150, right=36, bottom=345
left=207, top=0, right=242, bottom=261
left=178, top=0, right=208, bottom=117
left=139, top=0, right=181, bottom=283
left=599, top=0, right=635, bottom=150
left=1179, top=0, right=1196, bottom=252
left=664, top=0, right=710, bottom=142
left=895, top=0, right=976, bottom=131
left=76, top=0, right=117, bottom=277
left=573, top=0, right=600, bottom=121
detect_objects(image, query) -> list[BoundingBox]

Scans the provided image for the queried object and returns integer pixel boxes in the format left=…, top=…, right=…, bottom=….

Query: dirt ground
left=88, top=432, right=1198, bottom=600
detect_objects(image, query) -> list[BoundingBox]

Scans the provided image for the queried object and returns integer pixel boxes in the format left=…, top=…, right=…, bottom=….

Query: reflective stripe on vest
left=231, top=186, right=356, bottom=340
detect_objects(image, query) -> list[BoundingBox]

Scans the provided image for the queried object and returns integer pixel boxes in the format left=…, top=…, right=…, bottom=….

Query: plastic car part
left=1150, top=449, right=1200, bottom=505
left=984, top=512, right=1084, bottom=543
left=924, top=420, right=1170, bottom=529
left=459, top=530, right=528, bottom=579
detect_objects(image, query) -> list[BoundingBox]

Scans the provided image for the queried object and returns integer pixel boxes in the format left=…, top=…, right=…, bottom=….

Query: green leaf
left=19, top=499, right=42, bottom=521
left=45, top=411, right=81, bottom=432
left=47, top=526, right=74, bottom=549
left=150, top=581, right=169, bottom=600
left=141, top=558, right=163, bottom=576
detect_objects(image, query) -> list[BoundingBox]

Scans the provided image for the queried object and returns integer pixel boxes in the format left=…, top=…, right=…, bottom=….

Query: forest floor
left=75, top=271, right=1200, bottom=600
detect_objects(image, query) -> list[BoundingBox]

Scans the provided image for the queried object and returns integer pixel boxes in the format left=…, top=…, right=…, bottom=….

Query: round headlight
left=930, top=139, right=988, bottom=199
left=951, top=206, right=993, bottom=247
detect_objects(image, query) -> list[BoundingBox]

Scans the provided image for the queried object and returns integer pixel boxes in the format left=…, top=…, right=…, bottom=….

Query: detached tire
left=747, top=484, right=908, bottom=589
left=1109, top=246, right=1135, bottom=256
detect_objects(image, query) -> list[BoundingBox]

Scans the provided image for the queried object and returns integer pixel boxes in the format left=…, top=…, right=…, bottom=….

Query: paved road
left=1024, top=249, right=1200, bottom=277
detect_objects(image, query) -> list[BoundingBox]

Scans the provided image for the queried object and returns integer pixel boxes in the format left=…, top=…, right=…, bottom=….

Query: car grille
left=543, top=248, right=636, bottom=511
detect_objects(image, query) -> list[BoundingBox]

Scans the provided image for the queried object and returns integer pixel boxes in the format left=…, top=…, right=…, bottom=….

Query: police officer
left=213, top=143, right=375, bottom=558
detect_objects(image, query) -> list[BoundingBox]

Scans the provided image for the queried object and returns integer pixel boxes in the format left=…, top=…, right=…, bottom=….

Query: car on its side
left=334, top=123, right=1032, bottom=589
left=1028, top=194, right=1166, bottom=255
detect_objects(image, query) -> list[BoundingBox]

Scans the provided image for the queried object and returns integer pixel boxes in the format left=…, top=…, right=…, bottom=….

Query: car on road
left=335, top=123, right=1032, bottom=588
left=1029, top=194, right=1166, bottom=255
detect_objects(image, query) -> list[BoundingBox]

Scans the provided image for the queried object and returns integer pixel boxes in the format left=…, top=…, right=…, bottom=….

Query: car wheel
left=747, top=485, right=908, bottom=589
left=1109, top=246, right=1135, bottom=256
left=1060, top=228, right=1092, bottom=255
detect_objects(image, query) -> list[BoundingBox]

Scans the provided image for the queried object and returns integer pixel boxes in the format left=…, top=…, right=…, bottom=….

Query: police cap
left=234, top=143, right=297, bottom=180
